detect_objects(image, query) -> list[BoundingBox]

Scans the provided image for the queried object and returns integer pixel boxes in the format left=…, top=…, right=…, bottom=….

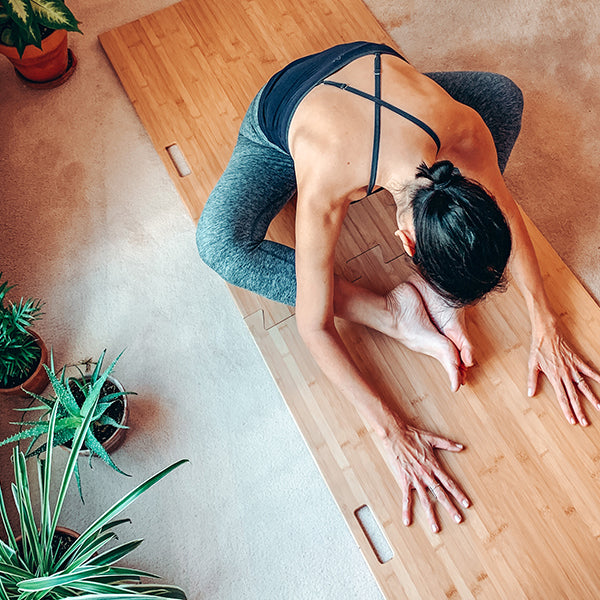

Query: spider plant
left=0, top=0, right=81, bottom=58
left=0, top=275, right=44, bottom=390
left=0, top=350, right=134, bottom=498
left=0, top=397, right=189, bottom=598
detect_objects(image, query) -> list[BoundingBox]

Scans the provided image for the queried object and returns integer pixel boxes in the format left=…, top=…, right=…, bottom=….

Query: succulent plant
left=0, top=350, right=135, bottom=498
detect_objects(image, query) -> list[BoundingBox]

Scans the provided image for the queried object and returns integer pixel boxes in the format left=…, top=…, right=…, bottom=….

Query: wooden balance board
left=100, top=1, right=600, bottom=597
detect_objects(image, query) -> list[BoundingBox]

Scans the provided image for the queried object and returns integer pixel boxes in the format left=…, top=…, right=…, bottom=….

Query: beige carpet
left=1, top=1, right=598, bottom=599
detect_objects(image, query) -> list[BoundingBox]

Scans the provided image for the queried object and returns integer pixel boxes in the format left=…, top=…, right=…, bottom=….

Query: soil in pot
left=63, top=378, right=126, bottom=450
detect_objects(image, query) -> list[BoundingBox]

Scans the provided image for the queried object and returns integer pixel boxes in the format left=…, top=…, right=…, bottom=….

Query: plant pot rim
left=16, top=525, right=79, bottom=544
left=0, top=29, right=67, bottom=61
left=0, top=329, right=48, bottom=396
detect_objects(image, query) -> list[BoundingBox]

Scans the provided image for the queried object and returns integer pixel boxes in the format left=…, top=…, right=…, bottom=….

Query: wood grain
left=100, top=2, right=600, bottom=597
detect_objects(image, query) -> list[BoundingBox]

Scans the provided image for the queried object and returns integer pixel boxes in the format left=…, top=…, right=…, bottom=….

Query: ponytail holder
left=433, top=179, right=452, bottom=191
left=432, top=166, right=460, bottom=191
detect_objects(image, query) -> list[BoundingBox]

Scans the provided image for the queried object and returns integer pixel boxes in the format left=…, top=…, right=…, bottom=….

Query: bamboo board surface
left=100, top=2, right=600, bottom=598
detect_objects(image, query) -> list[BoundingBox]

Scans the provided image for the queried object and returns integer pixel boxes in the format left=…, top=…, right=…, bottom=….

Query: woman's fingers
left=574, top=354, right=600, bottom=385
left=562, top=374, right=587, bottom=426
left=414, top=481, right=439, bottom=533
left=576, top=378, right=600, bottom=411
left=548, top=375, right=577, bottom=425
left=527, top=362, right=540, bottom=398
left=434, top=468, right=471, bottom=509
left=401, top=478, right=413, bottom=527
left=425, top=431, right=464, bottom=453
left=428, top=480, right=464, bottom=525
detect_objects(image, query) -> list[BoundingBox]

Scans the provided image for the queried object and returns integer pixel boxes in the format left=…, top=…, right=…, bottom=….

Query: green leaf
left=91, top=349, right=107, bottom=384
left=13, top=450, right=41, bottom=569
left=92, top=566, right=160, bottom=581
left=40, top=403, right=59, bottom=571
left=0, top=27, right=15, bottom=46
left=0, top=579, right=10, bottom=600
left=0, top=423, right=49, bottom=447
left=63, top=531, right=116, bottom=571
left=0, top=561, right=31, bottom=579
left=62, top=581, right=142, bottom=595
left=49, top=390, right=100, bottom=541
left=46, top=366, right=80, bottom=417
left=0, top=539, right=16, bottom=563
left=18, top=565, right=111, bottom=591
left=0, top=0, right=36, bottom=42
left=68, top=593, right=180, bottom=600
left=98, top=518, right=132, bottom=533
left=0, top=477, right=18, bottom=551
left=84, top=430, right=130, bottom=477
left=97, top=415, right=128, bottom=430
left=30, top=0, right=81, bottom=32
left=125, top=585, right=188, bottom=599
left=87, top=539, right=143, bottom=567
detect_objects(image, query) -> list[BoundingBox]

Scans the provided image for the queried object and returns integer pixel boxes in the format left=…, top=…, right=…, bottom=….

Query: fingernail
left=582, top=418, right=589, bottom=427
left=456, top=443, right=464, bottom=450
left=527, top=388, right=533, bottom=397
left=570, top=417, right=576, bottom=425
left=403, top=518, right=410, bottom=526
left=432, top=524, right=439, bottom=533
left=596, top=404, right=600, bottom=411
left=462, top=499, right=470, bottom=508
left=454, top=515, right=462, bottom=523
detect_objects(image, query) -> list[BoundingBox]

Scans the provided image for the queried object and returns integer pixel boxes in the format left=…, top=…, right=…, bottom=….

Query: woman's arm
left=462, top=121, right=600, bottom=425
left=294, top=165, right=470, bottom=531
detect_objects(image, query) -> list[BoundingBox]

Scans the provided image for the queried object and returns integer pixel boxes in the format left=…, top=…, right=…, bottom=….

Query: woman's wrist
left=529, top=300, right=558, bottom=338
left=369, top=402, right=405, bottom=440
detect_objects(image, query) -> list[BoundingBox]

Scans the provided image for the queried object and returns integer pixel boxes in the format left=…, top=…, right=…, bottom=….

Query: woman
left=197, top=41, right=600, bottom=532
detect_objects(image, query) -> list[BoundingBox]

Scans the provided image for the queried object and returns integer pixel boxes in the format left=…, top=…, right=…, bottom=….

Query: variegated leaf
left=1, top=0, right=33, bottom=31
left=30, top=0, right=81, bottom=33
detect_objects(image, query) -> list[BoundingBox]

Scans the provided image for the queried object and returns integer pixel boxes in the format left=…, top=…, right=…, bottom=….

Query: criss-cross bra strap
left=367, top=53, right=383, bottom=195
left=322, top=55, right=441, bottom=195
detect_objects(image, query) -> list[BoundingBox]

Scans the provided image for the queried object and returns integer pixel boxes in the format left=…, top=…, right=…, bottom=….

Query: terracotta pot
left=0, top=330, right=49, bottom=398
left=0, top=29, right=69, bottom=83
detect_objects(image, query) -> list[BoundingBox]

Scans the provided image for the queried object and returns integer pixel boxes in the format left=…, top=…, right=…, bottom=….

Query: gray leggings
left=196, top=71, right=524, bottom=306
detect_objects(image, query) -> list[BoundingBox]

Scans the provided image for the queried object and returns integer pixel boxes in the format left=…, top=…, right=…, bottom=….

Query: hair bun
left=416, top=160, right=461, bottom=190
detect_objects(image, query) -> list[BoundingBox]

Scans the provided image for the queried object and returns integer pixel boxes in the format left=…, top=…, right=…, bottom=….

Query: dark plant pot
left=0, top=330, right=49, bottom=398
left=64, top=374, right=129, bottom=456
left=17, top=525, right=79, bottom=557
left=0, top=29, right=77, bottom=87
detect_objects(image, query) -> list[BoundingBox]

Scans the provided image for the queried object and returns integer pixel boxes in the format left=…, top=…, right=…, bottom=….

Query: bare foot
left=408, top=273, right=474, bottom=369
left=385, top=283, right=463, bottom=392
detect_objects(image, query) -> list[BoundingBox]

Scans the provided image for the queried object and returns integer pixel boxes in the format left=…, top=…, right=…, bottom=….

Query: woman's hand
left=381, top=417, right=470, bottom=533
left=528, top=322, right=600, bottom=426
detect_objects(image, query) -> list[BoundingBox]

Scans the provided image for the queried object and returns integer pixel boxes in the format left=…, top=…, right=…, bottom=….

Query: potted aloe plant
left=0, top=388, right=189, bottom=598
left=0, top=275, right=48, bottom=398
left=0, top=0, right=81, bottom=86
left=0, top=350, right=133, bottom=498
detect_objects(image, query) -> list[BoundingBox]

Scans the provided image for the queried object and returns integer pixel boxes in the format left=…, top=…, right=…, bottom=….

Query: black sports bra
left=322, top=53, right=441, bottom=194
left=257, top=42, right=441, bottom=194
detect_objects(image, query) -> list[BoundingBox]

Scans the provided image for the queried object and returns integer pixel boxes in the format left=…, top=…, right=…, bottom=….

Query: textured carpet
left=1, top=1, right=598, bottom=599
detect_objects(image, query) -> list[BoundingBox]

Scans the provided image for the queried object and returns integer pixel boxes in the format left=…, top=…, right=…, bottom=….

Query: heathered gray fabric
left=196, top=71, right=523, bottom=306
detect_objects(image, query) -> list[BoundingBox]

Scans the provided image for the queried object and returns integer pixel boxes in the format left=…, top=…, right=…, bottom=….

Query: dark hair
left=410, top=160, right=512, bottom=307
